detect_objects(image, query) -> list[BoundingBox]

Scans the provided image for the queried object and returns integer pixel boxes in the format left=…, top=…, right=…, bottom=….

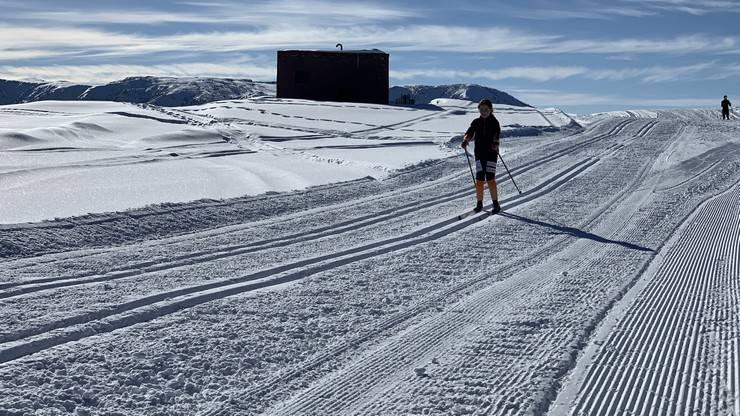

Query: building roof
left=278, top=48, right=387, bottom=55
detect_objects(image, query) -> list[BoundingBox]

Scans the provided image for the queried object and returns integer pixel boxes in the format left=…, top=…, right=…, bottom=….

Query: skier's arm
left=491, top=119, right=501, bottom=155
left=462, top=120, right=477, bottom=148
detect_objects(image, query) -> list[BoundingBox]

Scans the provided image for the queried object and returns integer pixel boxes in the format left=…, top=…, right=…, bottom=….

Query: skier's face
left=478, top=105, right=492, bottom=117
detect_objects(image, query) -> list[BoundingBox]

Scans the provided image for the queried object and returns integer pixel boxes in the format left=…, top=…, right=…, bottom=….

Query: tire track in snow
left=0, top=155, right=600, bottom=363
left=563, top=182, right=740, bottom=416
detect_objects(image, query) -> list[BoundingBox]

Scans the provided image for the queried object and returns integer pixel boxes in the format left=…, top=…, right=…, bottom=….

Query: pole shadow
left=499, top=212, right=655, bottom=253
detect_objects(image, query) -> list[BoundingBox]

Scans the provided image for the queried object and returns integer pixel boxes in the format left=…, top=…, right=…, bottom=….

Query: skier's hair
left=478, top=99, right=493, bottom=110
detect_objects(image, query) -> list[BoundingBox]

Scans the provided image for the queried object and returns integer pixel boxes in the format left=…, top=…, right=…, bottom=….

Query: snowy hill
left=0, top=97, right=576, bottom=224
left=0, top=77, right=276, bottom=107
left=389, top=83, right=531, bottom=107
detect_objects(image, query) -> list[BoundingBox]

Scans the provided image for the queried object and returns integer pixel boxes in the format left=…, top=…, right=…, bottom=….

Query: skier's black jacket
left=722, top=99, right=732, bottom=111
left=465, top=114, right=501, bottom=161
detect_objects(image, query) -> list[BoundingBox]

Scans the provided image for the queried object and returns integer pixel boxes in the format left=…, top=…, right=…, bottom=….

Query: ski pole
left=498, top=152, right=522, bottom=195
left=463, top=148, right=476, bottom=185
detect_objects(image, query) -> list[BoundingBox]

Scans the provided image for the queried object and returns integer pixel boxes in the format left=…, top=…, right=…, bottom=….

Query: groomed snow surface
left=0, top=98, right=573, bottom=224
left=0, top=99, right=739, bottom=416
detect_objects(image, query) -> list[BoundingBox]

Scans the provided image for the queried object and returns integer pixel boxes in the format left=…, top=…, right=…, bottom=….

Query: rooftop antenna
left=336, top=43, right=343, bottom=51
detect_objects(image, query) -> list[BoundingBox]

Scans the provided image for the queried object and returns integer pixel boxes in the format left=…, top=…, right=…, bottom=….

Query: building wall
left=277, top=51, right=389, bottom=105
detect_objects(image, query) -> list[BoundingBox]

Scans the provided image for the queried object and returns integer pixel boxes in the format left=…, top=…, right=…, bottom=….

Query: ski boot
left=491, top=200, right=501, bottom=214
left=473, top=201, right=483, bottom=213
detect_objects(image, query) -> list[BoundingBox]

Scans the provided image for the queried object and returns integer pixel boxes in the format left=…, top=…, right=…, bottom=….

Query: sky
left=0, top=0, right=738, bottom=113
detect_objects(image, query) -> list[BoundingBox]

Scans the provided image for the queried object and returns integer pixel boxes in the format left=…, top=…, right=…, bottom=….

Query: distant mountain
left=0, top=77, right=529, bottom=109
left=389, top=84, right=530, bottom=107
left=0, top=76, right=276, bottom=107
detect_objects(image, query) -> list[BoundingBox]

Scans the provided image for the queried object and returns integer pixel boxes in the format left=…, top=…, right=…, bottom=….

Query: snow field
left=0, top=105, right=739, bottom=415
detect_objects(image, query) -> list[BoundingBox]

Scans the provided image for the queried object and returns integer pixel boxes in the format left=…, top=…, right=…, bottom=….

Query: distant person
left=722, top=95, right=732, bottom=120
left=461, top=99, right=501, bottom=214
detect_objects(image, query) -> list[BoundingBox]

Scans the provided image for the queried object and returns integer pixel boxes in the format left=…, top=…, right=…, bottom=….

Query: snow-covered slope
left=0, top=107, right=738, bottom=416
left=576, top=109, right=660, bottom=125
left=390, top=83, right=530, bottom=107
left=0, top=97, right=578, bottom=224
left=0, top=77, right=276, bottom=106
left=430, top=98, right=578, bottom=135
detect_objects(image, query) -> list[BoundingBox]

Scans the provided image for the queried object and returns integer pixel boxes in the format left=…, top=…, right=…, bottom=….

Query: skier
left=722, top=95, right=732, bottom=120
left=461, top=99, right=501, bottom=214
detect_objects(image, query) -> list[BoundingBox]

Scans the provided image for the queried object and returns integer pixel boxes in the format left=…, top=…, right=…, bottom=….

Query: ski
left=457, top=210, right=479, bottom=220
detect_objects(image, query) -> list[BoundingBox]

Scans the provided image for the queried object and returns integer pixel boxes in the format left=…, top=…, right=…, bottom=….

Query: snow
left=0, top=98, right=575, bottom=224
left=0, top=101, right=739, bottom=416
left=576, top=109, right=660, bottom=125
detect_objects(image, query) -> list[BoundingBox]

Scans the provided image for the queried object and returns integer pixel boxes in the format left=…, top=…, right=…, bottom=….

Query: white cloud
left=2, top=22, right=738, bottom=62
left=11, top=0, right=416, bottom=26
left=586, top=62, right=717, bottom=82
left=621, top=0, right=740, bottom=15
left=511, top=88, right=722, bottom=109
left=549, top=34, right=739, bottom=55
left=513, top=7, right=657, bottom=20
left=0, top=62, right=276, bottom=84
left=0, top=25, right=156, bottom=59
left=392, top=62, right=726, bottom=84
left=516, top=0, right=740, bottom=19
left=392, top=66, right=590, bottom=82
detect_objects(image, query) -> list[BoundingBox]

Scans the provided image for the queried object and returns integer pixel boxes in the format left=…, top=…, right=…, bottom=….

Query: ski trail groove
left=0, top=120, right=640, bottom=296
left=0, top=153, right=590, bottom=297
left=206, top=121, right=672, bottom=416
left=254, top=120, right=701, bottom=416
left=0, top=156, right=600, bottom=363
left=567, top=182, right=740, bottom=416
left=0, top=117, right=632, bottom=271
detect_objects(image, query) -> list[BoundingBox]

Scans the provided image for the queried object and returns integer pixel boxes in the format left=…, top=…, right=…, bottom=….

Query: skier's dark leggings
left=475, top=159, right=496, bottom=181
left=723, top=110, right=730, bottom=120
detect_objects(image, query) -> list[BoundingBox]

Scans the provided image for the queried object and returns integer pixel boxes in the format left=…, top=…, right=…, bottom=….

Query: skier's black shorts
left=475, top=159, right=497, bottom=181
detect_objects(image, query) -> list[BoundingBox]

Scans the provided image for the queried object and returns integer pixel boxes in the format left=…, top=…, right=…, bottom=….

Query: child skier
left=461, top=99, right=501, bottom=214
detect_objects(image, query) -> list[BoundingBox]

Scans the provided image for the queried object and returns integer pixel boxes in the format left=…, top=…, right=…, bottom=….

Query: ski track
left=0, top=104, right=593, bottom=260
left=253, top=118, right=677, bottom=416
left=0, top=118, right=634, bottom=289
left=0, top=152, right=599, bottom=362
left=1, top=110, right=738, bottom=416
left=202, top=119, right=678, bottom=415
left=0, top=119, right=630, bottom=297
left=564, top=182, right=740, bottom=416
left=0, top=118, right=644, bottom=342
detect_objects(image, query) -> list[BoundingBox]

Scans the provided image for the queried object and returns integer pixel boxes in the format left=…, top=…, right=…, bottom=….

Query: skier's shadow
left=499, top=213, right=654, bottom=253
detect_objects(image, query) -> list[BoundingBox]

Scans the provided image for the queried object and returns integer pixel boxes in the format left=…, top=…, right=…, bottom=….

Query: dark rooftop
left=278, top=48, right=387, bottom=54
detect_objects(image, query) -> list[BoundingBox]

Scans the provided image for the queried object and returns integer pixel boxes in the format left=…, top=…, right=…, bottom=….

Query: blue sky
left=0, top=0, right=738, bottom=113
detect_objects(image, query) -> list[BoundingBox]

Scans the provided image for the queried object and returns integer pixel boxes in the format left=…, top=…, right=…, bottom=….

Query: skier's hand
left=461, top=140, right=469, bottom=149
